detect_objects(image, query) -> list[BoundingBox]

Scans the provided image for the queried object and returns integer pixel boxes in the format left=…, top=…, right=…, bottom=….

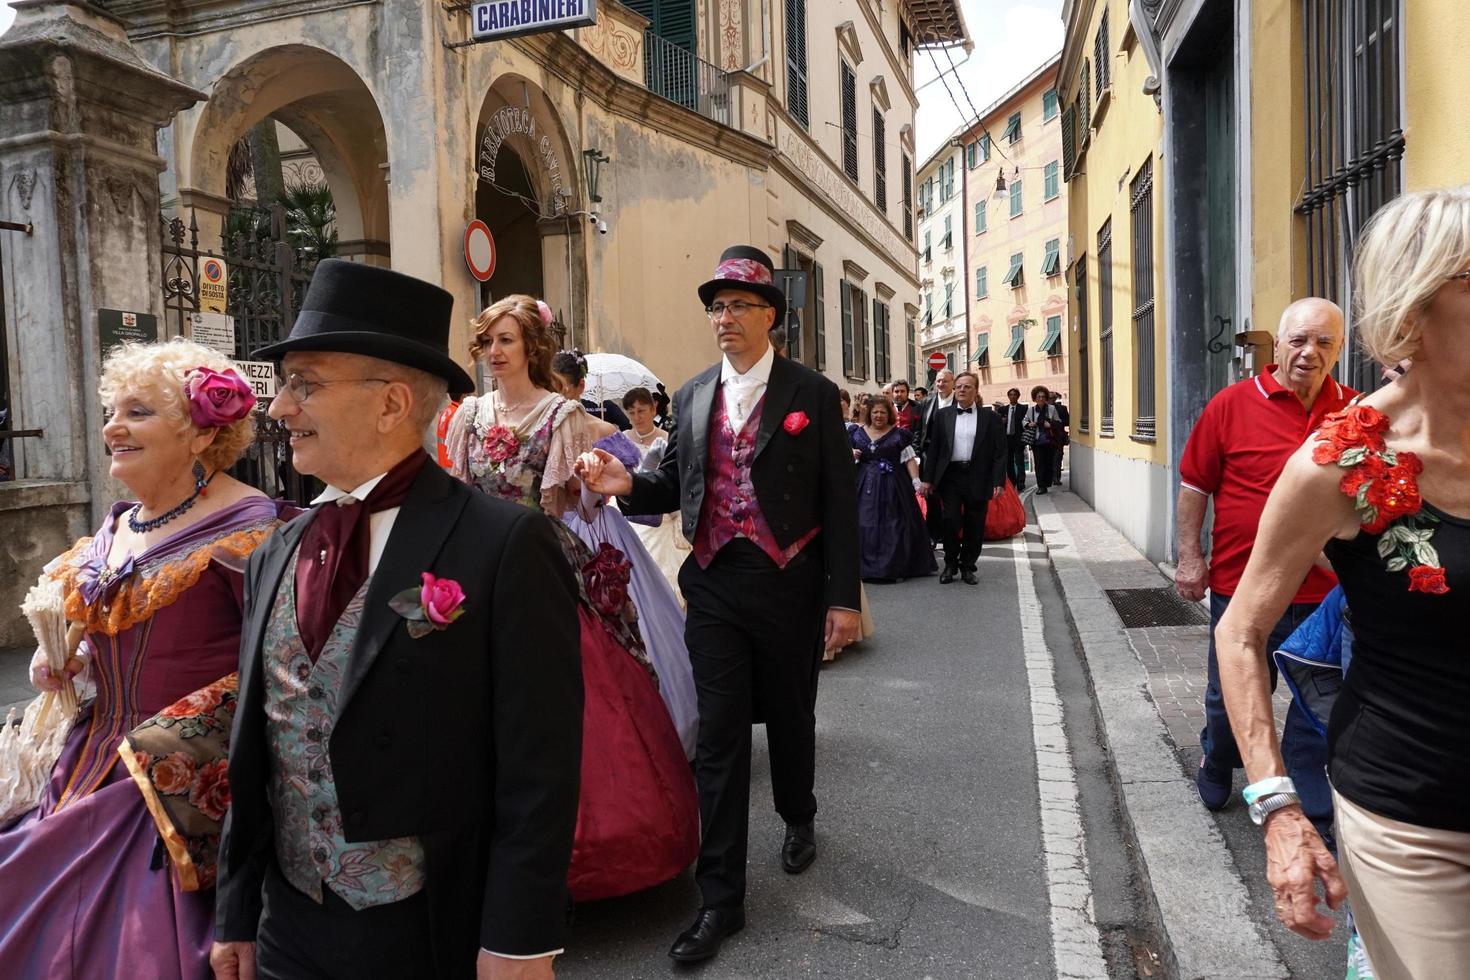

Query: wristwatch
left=1248, top=792, right=1301, bottom=826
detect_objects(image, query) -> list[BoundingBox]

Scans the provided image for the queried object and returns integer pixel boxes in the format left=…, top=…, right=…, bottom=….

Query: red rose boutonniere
left=1314, top=404, right=1448, bottom=594
left=389, top=572, right=467, bottom=638
left=783, top=411, right=810, bottom=436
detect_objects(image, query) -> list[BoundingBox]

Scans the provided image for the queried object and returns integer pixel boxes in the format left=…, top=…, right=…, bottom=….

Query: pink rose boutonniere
left=783, top=411, right=810, bottom=436
left=389, top=572, right=467, bottom=638
left=481, top=424, right=520, bottom=472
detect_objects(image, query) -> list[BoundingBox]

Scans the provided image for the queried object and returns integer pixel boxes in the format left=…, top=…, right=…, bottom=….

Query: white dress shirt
left=310, top=473, right=560, bottom=962
left=720, top=342, right=776, bottom=433
left=951, top=405, right=979, bottom=461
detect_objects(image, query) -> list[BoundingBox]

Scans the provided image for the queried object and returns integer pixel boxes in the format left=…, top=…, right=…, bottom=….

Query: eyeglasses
left=276, top=371, right=389, bottom=404
left=705, top=301, right=773, bottom=319
left=1446, top=269, right=1470, bottom=284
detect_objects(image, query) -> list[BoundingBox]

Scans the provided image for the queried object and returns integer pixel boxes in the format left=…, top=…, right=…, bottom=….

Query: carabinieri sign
left=470, top=0, right=597, bottom=42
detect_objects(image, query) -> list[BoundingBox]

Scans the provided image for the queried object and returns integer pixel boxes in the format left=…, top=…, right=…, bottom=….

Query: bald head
left=1275, top=297, right=1345, bottom=406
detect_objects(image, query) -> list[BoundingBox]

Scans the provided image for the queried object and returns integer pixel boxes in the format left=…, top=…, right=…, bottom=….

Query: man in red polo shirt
left=1176, top=297, right=1354, bottom=840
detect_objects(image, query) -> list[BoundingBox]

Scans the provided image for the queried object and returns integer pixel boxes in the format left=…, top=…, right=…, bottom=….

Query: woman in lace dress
left=444, top=296, right=697, bottom=902
left=0, top=340, right=283, bottom=979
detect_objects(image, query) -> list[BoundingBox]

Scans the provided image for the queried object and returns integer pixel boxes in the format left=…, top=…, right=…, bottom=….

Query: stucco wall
left=1403, top=1, right=1470, bottom=192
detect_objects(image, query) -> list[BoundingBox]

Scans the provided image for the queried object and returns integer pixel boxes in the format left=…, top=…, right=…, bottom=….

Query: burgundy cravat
left=294, top=451, right=428, bottom=661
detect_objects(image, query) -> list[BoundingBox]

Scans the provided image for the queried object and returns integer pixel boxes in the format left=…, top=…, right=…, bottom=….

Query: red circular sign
left=464, top=220, right=496, bottom=282
left=927, top=351, right=948, bottom=371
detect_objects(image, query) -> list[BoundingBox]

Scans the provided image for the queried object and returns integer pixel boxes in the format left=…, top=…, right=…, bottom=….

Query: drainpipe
left=952, top=139, right=972, bottom=369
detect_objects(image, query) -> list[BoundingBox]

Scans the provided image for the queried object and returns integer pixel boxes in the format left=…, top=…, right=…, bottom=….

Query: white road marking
left=1008, top=530, right=1110, bottom=979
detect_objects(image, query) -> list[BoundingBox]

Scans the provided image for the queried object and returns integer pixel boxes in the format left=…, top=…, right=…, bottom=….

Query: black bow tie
left=956, top=407, right=973, bottom=415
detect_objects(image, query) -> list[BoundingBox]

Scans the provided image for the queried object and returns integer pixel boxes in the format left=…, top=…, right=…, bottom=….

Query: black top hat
left=252, top=259, right=475, bottom=394
left=697, top=245, right=787, bottom=321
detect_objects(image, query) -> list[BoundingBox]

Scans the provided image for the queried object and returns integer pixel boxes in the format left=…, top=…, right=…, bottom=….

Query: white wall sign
left=477, top=105, right=567, bottom=211
left=471, top=0, right=597, bottom=43
left=233, top=360, right=277, bottom=406
left=188, top=311, right=236, bottom=356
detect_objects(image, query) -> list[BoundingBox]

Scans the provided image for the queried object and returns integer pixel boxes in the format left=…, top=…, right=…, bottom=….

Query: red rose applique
left=783, top=411, right=809, bottom=436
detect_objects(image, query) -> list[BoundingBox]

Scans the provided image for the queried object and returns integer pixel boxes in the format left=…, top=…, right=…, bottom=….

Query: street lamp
left=582, top=148, right=610, bottom=205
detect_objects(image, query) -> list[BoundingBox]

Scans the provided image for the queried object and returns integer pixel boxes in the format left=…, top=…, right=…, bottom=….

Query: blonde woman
left=0, top=339, right=282, bottom=978
left=1217, top=187, right=1470, bottom=978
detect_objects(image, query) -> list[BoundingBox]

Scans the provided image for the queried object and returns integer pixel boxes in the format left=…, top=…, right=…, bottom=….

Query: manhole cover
left=1104, top=588, right=1211, bottom=628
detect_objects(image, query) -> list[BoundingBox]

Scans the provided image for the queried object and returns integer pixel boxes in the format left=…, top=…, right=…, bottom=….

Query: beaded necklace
left=126, top=463, right=217, bottom=534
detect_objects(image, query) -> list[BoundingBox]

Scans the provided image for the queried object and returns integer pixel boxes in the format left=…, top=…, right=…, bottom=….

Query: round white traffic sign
left=464, top=220, right=496, bottom=282
left=927, top=351, right=948, bottom=371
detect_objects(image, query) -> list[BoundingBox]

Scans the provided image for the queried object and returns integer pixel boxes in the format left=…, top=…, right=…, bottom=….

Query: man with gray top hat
left=211, top=259, right=583, bottom=980
left=577, top=245, right=860, bottom=964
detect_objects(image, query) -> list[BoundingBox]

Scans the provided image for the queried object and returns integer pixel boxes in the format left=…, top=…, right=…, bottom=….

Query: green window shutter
left=813, top=261, right=826, bottom=371
left=873, top=107, right=886, bottom=211
left=1061, top=104, right=1077, bottom=179
left=1041, top=238, right=1061, bottom=277
left=785, top=0, right=809, bottom=129
left=976, top=266, right=987, bottom=299
left=841, top=62, right=859, bottom=181
left=783, top=244, right=803, bottom=363
left=1044, top=161, right=1060, bottom=201
left=981, top=134, right=991, bottom=162
left=1005, top=252, right=1025, bottom=287
left=974, top=200, right=987, bottom=233
left=1004, top=112, right=1022, bottom=144
left=944, top=282, right=954, bottom=319
left=840, top=279, right=854, bottom=375
left=660, top=0, right=696, bottom=52
left=1005, top=323, right=1025, bottom=361
left=1043, top=89, right=1059, bottom=121
left=1009, top=178, right=1023, bottom=218
left=973, top=331, right=990, bottom=366
left=1042, top=315, right=1063, bottom=355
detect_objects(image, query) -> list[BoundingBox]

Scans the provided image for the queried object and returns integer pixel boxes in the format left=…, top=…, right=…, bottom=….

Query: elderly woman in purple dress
left=0, top=339, right=285, bottom=979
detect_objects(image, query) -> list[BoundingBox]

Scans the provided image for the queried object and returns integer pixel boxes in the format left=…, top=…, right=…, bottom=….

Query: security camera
left=588, top=212, right=599, bottom=225
left=597, top=219, right=609, bottom=236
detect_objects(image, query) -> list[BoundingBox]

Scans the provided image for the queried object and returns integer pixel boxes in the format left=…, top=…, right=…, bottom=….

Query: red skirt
left=567, top=607, right=699, bottom=902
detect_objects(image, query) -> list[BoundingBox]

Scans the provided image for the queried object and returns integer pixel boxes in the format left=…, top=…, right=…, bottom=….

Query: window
left=1076, top=254, right=1089, bottom=431
left=1003, top=111, right=1022, bottom=144
left=981, top=134, right=992, bottom=162
left=1094, top=10, right=1110, bottom=96
left=840, top=62, right=858, bottom=181
left=1041, top=238, right=1061, bottom=278
left=925, top=288, right=933, bottom=320
left=922, top=229, right=931, bottom=265
left=975, top=266, right=988, bottom=299
left=1098, top=220, right=1114, bottom=435
left=907, top=315, right=917, bottom=383
left=943, top=282, right=954, bottom=319
left=967, top=141, right=978, bottom=170
left=1004, top=251, right=1024, bottom=288
left=1061, top=103, right=1077, bottom=180
left=1080, top=61, right=1092, bottom=137
left=785, top=0, right=809, bottom=129
left=1009, top=178, right=1023, bottom=218
left=974, top=200, right=987, bottom=234
left=854, top=285, right=868, bottom=379
left=1043, top=88, right=1059, bottom=121
left=902, top=154, right=913, bottom=241
left=873, top=298, right=891, bottom=383
left=1042, top=314, right=1063, bottom=356
left=974, top=331, right=990, bottom=368
left=939, top=158, right=955, bottom=202
left=841, top=280, right=856, bottom=376
left=1131, top=157, right=1156, bottom=439
left=942, top=214, right=952, bottom=249
left=873, top=107, right=887, bottom=211
left=814, top=260, right=826, bottom=370
left=1044, top=160, right=1060, bottom=201
left=1004, top=322, right=1025, bottom=361
left=1298, top=0, right=1403, bottom=394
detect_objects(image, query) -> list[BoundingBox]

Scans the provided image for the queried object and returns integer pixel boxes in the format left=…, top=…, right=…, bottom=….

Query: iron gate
left=161, top=206, right=321, bottom=504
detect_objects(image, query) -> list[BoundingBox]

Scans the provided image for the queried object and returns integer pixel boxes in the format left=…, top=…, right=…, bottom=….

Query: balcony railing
left=644, top=31, right=730, bottom=127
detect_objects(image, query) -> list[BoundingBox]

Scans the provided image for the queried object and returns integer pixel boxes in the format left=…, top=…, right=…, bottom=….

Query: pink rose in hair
left=185, top=367, right=255, bottom=428
left=536, top=300, right=554, bottom=326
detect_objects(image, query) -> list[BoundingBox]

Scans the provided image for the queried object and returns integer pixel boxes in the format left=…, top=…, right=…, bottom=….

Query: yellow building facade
left=1059, top=0, right=1169, bottom=560
left=960, top=55, right=1069, bottom=409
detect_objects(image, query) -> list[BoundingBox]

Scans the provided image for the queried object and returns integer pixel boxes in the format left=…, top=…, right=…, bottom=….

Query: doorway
left=475, top=146, right=545, bottom=313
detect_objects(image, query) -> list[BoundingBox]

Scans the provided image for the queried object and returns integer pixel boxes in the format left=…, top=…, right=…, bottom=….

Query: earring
left=193, top=459, right=209, bottom=497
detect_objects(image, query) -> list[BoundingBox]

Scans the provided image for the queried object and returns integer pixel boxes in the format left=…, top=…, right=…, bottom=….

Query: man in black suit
left=1049, top=390, right=1070, bottom=487
left=917, top=368, right=955, bottom=547
left=1000, top=387, right=1028, bottom=490
left=920, top=371, right=1008, bottom=585
left=578, top=246, right=860, bottom=965
left=212, top=261, right=582, bottom=980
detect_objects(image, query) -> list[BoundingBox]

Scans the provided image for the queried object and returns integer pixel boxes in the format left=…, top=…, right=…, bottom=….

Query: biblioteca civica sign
left=478, top=106, right=567, bottom=213
left=471, top=0, right=596, bottom=42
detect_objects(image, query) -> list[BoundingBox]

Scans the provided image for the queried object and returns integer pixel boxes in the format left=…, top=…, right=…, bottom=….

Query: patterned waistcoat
left=693, top=387, right=818, bottom=569
left=262, top=548, right=426, bottom=910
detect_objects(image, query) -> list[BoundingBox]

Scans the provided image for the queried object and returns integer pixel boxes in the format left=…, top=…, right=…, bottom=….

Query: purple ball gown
left=850, top=426, right=937, bottom=581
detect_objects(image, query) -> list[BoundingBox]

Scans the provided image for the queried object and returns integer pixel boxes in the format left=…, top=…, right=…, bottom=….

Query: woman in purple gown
left=850, top=395, right=937, bottom=582
left=0, top=340, right=282, bottom=979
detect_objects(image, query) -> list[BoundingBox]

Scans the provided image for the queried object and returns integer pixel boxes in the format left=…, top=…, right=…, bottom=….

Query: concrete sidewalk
left=1031, top=486, right=1347, bottom=979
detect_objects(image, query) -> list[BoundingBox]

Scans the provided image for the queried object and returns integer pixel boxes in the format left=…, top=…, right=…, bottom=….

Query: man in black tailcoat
left=921, top=371, right=1008, bottom=585
left=211, top=261, right=582, bottom=980
left=577, top=246, right=860, bottom=965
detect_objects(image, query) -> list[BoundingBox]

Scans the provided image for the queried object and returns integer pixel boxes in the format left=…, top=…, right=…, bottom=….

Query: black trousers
left=679, top=540, right=826, bottom=910
left=1006, top=436, right=1028, bottom=489
left=937, top=466, right=990, bottom=572
left=1031, top=443, right=1056, bottom=490
left=257, top=859, right=436, bottom=980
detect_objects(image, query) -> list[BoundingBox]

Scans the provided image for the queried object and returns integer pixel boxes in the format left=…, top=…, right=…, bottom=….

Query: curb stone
left=1031, top=493, right=1288, bottom=980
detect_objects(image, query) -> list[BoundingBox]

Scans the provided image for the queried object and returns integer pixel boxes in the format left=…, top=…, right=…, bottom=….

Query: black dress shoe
left=962, top=570, right=978, bottom=585
left=668, top=907, right=745, bottom=963
left=781, top=822, right=816, bottom=874
left=940, top=567, right=957, bottom=584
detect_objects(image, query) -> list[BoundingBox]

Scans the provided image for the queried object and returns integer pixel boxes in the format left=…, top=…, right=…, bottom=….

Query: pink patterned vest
left=693, top=387, right=819, bottom=569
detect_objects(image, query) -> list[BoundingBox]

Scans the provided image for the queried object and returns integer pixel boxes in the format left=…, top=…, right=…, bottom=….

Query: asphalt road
left=558, top=530, right=1156, bottom=979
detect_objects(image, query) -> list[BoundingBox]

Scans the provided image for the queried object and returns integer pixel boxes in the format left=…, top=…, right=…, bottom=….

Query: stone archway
left=185, top=44, right=390, bottom=264
left=472, top=75, right=585, bottom=343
